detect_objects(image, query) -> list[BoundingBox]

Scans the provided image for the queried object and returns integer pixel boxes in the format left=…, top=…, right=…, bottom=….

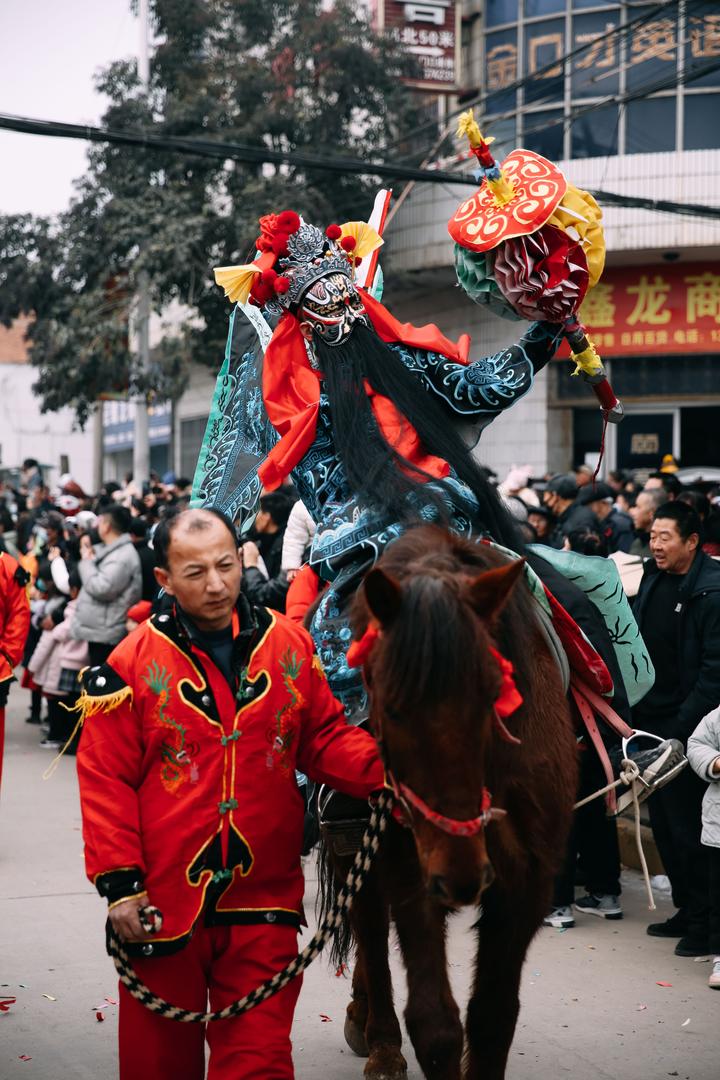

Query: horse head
left=357, top=533, right=526, bottom=909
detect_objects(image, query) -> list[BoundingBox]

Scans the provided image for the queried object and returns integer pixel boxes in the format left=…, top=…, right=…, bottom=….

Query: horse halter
left=348, top=623, right=521, bottom=838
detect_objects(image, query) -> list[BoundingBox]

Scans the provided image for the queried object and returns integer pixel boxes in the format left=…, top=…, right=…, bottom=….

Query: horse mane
left=352, top=526, right=536, bottom=714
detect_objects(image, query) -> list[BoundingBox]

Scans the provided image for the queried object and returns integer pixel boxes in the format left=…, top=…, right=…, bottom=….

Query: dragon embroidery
left=143, top=661, right=197, bottom=796
left=266, top=649, right=305, bottom=775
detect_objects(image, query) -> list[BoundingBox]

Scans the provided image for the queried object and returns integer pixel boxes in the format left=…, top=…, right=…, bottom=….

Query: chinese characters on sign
left=485, top=13, right=718, bottom=92
left=572, top=265, right=720, bottom=357
left=374, top=0, right=459, bottom=90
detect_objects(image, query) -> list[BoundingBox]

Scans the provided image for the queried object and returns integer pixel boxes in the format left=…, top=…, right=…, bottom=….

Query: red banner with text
left=571, top=263, right=720, bottom=357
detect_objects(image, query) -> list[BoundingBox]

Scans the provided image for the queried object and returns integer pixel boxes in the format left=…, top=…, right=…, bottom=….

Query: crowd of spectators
left=3, top=452, right=720, bottom=987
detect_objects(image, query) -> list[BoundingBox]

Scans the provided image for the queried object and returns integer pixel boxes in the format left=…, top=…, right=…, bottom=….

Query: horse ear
left=465, top=558, right=525, bottom=622
left=363, top=568, right=403, bottom=626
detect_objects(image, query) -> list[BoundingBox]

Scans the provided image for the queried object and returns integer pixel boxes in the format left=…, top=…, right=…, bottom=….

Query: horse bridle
left=371, top=712, right=507, bottom=838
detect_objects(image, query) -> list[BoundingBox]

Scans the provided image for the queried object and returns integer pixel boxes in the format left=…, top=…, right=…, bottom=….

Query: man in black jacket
left=543, top=474, right=599, bottom=549
left=634, top=501, right=720, bottom=956
left=241, top=493, right=293, bottom=613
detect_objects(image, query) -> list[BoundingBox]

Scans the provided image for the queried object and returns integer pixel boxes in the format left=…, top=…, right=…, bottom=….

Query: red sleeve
left=0, top=556, right=31, bottom=675
left=285, top=565, right=321, bottom=624
left=76, top=684, right=146, bottom=883
left=296, top=653, right=384, bottom=797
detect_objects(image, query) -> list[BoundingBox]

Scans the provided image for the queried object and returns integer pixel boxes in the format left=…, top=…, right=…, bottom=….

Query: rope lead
left=107, top=791, right=393, bottom=1022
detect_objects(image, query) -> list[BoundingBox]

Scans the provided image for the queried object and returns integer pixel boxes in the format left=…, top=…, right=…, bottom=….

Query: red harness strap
left=388, top=778, right=506, bottom=837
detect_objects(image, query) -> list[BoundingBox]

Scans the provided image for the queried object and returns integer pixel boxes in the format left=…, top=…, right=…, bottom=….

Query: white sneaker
left=543, top=905, right=574, bottom=929
left=709, top=958, right=720, bottom=990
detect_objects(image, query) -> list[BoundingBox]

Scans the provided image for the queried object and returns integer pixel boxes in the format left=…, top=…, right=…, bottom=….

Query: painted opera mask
left=299, top=272, right=370, bottom=348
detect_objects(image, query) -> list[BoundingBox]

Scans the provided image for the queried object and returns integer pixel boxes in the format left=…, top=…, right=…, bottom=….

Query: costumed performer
left=0, top=550, right=30, bottom=792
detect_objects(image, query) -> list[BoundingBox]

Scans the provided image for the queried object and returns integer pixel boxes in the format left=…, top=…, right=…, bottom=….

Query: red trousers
left=119, top=923, right=302, bottom=1080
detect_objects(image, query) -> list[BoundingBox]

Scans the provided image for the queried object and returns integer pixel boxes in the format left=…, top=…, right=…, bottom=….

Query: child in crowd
left=687, top=708, right=720, bottom=990
left=27, top=571, right=88, bottom=751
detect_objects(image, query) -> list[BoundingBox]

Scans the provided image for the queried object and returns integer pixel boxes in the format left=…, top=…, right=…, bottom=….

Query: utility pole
left=132, top=0, right=151, bottom=491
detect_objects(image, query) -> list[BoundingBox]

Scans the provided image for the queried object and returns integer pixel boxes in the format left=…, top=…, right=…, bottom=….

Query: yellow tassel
left=42, top=684, right=134, bottom=781
left=487, top=174, right=516, bottom=208
left=570, top=341, right=604, bottom=377
left=456, top=109, right=495, bottom=150
left=213, top=263, right=262, bottom=305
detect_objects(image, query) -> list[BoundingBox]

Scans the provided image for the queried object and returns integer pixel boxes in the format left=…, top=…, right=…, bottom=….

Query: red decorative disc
left=448, top=149, right=568, bottom=254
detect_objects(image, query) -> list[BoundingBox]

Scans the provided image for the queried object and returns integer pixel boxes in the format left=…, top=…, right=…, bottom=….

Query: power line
left=1, top=111, right=719, bottom=223
left=0, top=112, right=478, bottom=189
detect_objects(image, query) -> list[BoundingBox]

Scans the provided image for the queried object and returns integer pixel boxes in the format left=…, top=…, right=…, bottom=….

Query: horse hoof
left=344, top=1014, right=370, bottom=1057
left=364, top=1047, right=408, bottom=1080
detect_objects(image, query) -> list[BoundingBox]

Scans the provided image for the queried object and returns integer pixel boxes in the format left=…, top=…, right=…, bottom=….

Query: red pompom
left=251, top=281, right=273, bottom=306
left=277, top=210, right=301, bottom=233
left=326, top=224, right=342, bottom=241
left=261, top=268, right=278, bottom=285
left=271, top=233, right=291, bottom=256
left=274, top=275, right=291, bottom=294
left=340, top=235, right=356, bottom=252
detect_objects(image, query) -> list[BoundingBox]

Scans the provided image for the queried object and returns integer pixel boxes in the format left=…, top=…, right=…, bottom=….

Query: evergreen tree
left=0, top=0, right=424, bottom=424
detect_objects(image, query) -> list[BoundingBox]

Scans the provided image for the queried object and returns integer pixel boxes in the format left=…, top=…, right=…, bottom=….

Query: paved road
left=1, top=683, right=716, bottom=1080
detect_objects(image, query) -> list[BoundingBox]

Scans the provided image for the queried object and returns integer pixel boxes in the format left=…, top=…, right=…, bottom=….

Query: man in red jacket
left=76, top=507, right=384, bottom=1080
left=0, top=551, right=31, bottom=792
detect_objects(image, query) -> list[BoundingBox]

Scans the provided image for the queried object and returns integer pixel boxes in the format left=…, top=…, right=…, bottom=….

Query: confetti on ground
left=18, top=984, right=28, bottom=989
left=636, top=1004, right=648, bottom=1011
left=104, top=996, right=118, bottom=1005
left=681, top=1018, right=691, bottom=1027
left=319, top=1014, right=332, bottom=1023
left=18, top=1056, right=32, bottom=1062
left=587, top=945, right=596, bottom=951
left=335, top=964, right=347, bottom=978
left=656, top=981, right=673, bottom=988
left=693, top=956, right=710, bottom=963
left=0, top=997, right=17, bottom=1012
left=42, top=994, right=57, bottom=1001
left=96, top=1011, right=105, bottom=1022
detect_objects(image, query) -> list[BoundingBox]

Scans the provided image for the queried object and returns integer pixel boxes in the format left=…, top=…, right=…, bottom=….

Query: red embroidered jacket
left=76, top=597, right=384, bottom=955
left=0, top=552, right=30, bottom=686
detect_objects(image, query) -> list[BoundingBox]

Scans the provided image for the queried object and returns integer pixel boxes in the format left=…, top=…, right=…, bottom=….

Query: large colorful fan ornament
left=450, top=110, right=623, bottom=426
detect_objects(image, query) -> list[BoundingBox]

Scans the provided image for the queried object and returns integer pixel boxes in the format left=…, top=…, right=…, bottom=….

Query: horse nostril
left=429, top=874, right=450, bottom=900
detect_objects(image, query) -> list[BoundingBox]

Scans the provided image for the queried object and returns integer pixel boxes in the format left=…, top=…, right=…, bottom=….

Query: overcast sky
left=0, top=0, right=140, bottom=216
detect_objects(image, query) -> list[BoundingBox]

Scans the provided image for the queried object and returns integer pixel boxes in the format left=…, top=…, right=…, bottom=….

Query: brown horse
left=321, top=525, right=577, bottom=1080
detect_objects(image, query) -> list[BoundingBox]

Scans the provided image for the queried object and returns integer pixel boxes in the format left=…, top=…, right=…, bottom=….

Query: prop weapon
left=450, top=111, right=623, bottom=428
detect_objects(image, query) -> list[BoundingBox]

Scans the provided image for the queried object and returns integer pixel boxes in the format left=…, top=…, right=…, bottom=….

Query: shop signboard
left=372, top=0, right=460, bottom=91
left=566, top=263, right=720, bottom=357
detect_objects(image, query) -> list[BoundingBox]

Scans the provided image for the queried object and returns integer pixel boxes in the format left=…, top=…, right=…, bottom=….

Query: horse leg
left=393, top=898, right=463, bottom=1080
left=349, top=870, right=407, bottom=1080
left=464, top=887, right=541, bottom=1080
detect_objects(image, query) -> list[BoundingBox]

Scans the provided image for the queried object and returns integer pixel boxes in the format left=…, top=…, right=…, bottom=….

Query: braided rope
left=107, top=792, right=392, bottom=1023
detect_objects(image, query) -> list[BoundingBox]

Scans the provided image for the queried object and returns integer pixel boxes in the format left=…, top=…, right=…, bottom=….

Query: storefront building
left=384, top=0, right=720, bottom=478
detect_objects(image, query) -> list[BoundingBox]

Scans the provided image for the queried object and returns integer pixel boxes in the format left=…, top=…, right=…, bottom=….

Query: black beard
left=314, top=322, right=522, bottom=550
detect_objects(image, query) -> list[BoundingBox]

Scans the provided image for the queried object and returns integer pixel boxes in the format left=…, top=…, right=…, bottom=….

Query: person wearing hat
left=543, top=474, right=599, bottom=549
left=578, top=482, right=634, bottom=555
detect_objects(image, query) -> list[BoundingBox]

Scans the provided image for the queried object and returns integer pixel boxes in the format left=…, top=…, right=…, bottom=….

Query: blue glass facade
left=465, top=0, right=720, bottom=159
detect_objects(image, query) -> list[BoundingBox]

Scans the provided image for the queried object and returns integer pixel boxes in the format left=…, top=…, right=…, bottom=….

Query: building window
left=525, top=0, right=565, bottom=18
left=523, top=109, right=565, bottom=160
left=626, top=96, right=676, bottom=154
left=571, top=104, right=619, bottom=158
left=625, top=9, right=679, bottom=93
left=571, top=11, right=620, bottom=98
left=684, top=92, right=720, bottom=150
left=524, top=19, right=565, bottom=105
left=485, top=0, right=518, bottom=28
left=685, top=11, right=720, bottom=89
left=485, top=27, right=518, bottom=114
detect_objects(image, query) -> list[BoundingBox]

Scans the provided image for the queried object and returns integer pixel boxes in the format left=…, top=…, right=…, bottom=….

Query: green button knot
left=221, top=731, right=242, bottom=746
left=211, top=868, right=233, bottom=885
left=218, top=798, right=239, bottom=815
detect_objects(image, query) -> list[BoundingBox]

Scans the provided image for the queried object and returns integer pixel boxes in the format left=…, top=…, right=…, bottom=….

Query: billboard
left=374, top=0, right=460, bottom=92
left=572, top=263, right=720, bottom=358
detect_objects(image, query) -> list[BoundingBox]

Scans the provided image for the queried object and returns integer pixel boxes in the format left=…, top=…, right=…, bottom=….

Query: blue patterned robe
left=193, top=313, right=563, bottom=718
